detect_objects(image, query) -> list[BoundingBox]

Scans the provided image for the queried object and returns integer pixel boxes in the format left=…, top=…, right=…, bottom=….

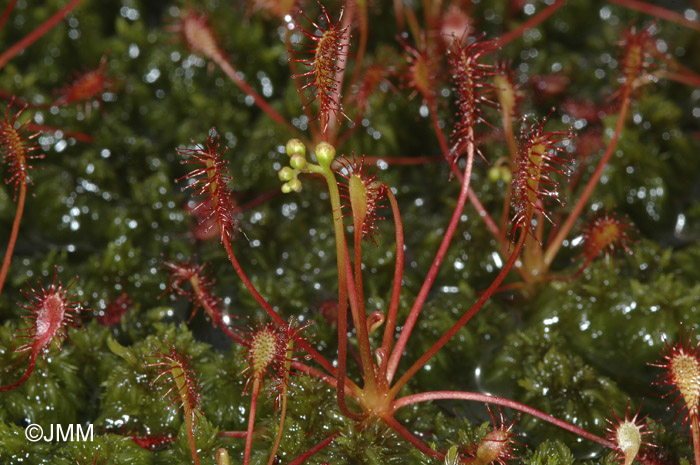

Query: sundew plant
left=1, top=1, right=700, bottom=464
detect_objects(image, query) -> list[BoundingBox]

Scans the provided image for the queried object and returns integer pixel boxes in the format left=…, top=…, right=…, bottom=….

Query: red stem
left=380, top=189, right=405, bottom=359
left=654, top=51, right=700, bottom=89
left=496, top=0, right=566, bottom=47
left=450, top=161, right=506, bottom=251
left=607, top=0, right=700, bottom=32
left=221, top=240, right=336, bottom=378
left=468, top=187, right=505, bottom=248
left=0, top=349, right=36, bottom=391
left=287, top=432, right=340, bottom=465
left=185, top=411, right=201, bottom=465
left=0, top=0, right=17, bottom=32
left=500, top=181, right=514, bottom=245
left=393, top=391, right=614, bottom=449
left=210, top=51, right=295, bottom=134
left=234, top=188, right=280, bottom=212
left=393, top=0, right=405, bottom=31
left=335, top=104, right=367, bottom=147
left=499, top=112, right=518, bottom=246
left=381, top=415, right=443, bottom=460
left=334, top=252, right=359, bottom=419
left=543, top=86, right=631, bottom=266
left=0, top=0, right=85, bottom=70
left=692, top=414, right=700, bottom=465
left=346, top=232, right=376, bottom=388
left=386, top=127, right=475, bottom=383
left=314, top=168, right=365, bottom=421
left=0, top=181, right=26, bottom=296
left=429, top=98, right=450, bottom=160
left=290, top=360, right=361, bottom=397
left=389, top=234, right=525, bottom=398
left=0, top=90, right=31, bottom=106
left=189, top=274, right=244, bottom=344
left=663, top=54, right=700, bottom=87
left=267, top=343, right=291, bottom=465
left=25, top=123, right=94, bottom=144
left=662, top=70, right=700, bottom=89
left=243, top=378, right=261, bottom=465
left=365, top=155, right=504, bottom=252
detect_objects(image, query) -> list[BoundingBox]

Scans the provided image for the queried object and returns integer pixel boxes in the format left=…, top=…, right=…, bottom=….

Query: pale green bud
left=315, top=142, right=336, bottom=167
left=278, top=166, right=294, bottom=182
left=290, top=154, right=306, bottom=170
left=287, top=178, right=302, bottom=192
left=286, top=138, right=305, bottom=157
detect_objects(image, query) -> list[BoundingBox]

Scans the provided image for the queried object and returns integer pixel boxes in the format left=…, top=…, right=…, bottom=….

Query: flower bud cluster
left=278, top=139, right=337, bottom=193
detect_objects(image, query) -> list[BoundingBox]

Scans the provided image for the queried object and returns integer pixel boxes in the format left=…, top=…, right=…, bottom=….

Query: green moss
left=1, top=0, right=699, bottom=463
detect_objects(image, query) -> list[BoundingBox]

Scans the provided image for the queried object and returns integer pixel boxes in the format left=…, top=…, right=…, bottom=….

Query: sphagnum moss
left=0, top=1, right=699, bottom=464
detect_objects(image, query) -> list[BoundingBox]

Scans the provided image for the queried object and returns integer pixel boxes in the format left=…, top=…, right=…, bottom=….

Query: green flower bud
left=286, top=138, right=306, bottom=157
left=315, top=142, right=336, bottom=167
left=278, top=166, right=294, bottom=182
left=488, top=164, right=513, bottom=184
left=501, top=167, right=513, bottom=184
left=488, top=165, right=501, bottom=182
left=281, top=183, right=293, bottom=194
left=287, top=178, right=302, bottom=192
left=290, top=154, right=306, bottom=170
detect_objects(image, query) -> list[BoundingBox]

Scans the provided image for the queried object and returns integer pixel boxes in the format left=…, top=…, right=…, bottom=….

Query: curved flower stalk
left=279, top=140, right=367, bottom=419
left=0, top=272, right=83, bottom=391
left=0, top=101, right=44, bottom=296
left=145, top=345, right=203, bottom=465
left=337, top=154, right=389, bottom=401
left=162, top=7, right=680, bottom=463
left=273, top=137, right=615, bottom=462
left=175, top=132, right=341, bottom=392
left=336, top=155, right=388, bottom=245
